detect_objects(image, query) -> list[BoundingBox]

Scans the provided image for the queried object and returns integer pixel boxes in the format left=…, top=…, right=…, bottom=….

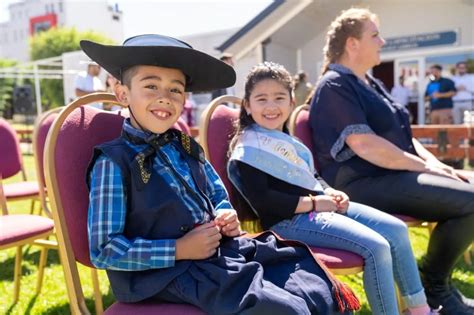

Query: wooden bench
left=410, top=125, right=474, bottom=168
left=15, top=128, right=33, bottom=144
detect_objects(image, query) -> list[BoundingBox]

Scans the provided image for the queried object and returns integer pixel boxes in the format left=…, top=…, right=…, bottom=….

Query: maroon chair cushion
left=206, top=105, right=240, bottom=204
left=53, top=107, right=129, bottom=266
left=36, top=112, right=59, bottom=189
left=4, top=181, right=40, bottom=199
left=293, top=109, right=319, bottom=170
left=0, top=214, right=54, bottom=246
left=311, top=247, right=364, bottom=269
left=105, top=301, right=205, bottom=315
left=393, top=214, right=421, bottom=224
left=0, top=118, right=22, bottom=179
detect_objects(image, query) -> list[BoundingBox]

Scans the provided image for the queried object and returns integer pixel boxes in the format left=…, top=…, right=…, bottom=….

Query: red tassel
left=332, top=281, right=361, bottom=312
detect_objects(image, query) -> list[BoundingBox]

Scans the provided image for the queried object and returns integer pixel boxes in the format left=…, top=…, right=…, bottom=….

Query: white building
left=0, top=0, right=123, bottom=62
left=218, top=0, right=474, bottom=124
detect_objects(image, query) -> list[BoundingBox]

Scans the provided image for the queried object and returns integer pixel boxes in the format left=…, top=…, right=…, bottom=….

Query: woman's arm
left=346, top=133, right=427, bottom=171
left=346, top=133, right=462, bottom=180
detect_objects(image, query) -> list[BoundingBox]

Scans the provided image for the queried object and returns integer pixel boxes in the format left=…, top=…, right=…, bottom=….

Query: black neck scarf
left=122, top=128, right=215, bottom=219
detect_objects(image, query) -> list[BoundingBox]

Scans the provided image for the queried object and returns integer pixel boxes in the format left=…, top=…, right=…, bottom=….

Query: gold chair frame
left=44, top=93, right=126, bottom=315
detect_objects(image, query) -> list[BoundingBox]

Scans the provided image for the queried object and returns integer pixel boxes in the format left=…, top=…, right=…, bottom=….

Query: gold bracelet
left=308, top=194, right=317, bottom=212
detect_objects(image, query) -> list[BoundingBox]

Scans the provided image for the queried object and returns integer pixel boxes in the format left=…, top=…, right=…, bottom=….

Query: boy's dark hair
left=456, top=61, right=467, bottom=68
left=121, top=66, right=140, bottom=88
left=430, top=64, right=442, bottom=71
left=229, top=62, right=294, bottom=152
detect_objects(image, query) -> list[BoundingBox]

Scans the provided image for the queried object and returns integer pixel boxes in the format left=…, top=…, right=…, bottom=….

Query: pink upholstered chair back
left=0, top=118, right=22, bottom=179
left=33, top=108, right=62, bottom=192
left=289, top=105, right=319, bottom=170
left=199, top=96, right=242, bottom=205
left=45, top=94, right=128, bottom=267
left=175, top=117, right=191, bottom=135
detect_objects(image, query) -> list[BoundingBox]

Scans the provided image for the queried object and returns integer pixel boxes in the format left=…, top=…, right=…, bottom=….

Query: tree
left=29, top=27, right=115, bottom=108
left=0, top=59, right=18, bottom=118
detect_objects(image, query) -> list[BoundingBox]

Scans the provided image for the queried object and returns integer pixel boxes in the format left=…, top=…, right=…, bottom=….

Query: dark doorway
left=373, top=61, right=394, bottom=91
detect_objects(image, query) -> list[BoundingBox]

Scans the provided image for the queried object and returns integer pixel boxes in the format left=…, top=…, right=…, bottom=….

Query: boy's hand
left=175, top=222, right=221, bottom=260
left=214, top=209, right=241, bottom=237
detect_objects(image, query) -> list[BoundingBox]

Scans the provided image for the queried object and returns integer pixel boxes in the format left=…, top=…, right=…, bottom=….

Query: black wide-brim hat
left=80, top=34, right=236, bottom=92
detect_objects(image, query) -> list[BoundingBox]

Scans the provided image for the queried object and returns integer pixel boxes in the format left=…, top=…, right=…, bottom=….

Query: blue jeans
left=271, top=201, right=427, bottom=315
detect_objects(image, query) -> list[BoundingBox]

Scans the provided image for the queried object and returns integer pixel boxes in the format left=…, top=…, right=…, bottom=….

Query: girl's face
left=245, top=79, right=294, bottom=131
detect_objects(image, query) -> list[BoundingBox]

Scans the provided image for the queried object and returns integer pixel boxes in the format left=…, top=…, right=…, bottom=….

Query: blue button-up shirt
left=88, top=120, right=232, bottom=271
left=310, top=64, right=416, bottom=187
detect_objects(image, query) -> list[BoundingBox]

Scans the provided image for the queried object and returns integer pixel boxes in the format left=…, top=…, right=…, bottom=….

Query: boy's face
left=116, top=65, right=186, bottom=134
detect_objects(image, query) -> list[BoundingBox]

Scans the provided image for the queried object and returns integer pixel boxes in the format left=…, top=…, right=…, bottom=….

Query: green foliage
left=29, top=27, right=115, bottom=108
left=0, top=59, right=18, bottom=118
left=466, top=58, right=474, bottom=73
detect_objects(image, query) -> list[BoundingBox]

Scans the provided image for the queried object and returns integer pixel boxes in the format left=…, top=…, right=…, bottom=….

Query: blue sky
left=0, top=0, right=272, bottom=38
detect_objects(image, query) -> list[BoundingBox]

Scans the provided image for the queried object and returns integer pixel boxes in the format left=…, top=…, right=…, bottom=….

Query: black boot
left=419, top=266, right=473, bottom=315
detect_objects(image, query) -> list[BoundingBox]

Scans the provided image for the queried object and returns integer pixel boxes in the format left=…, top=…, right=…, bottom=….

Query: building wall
left=181, top=28, right=238, bottom=59
left=370, top=0, right=473, bottom=48
left=296, top=0, right=474, bottom=77
left=62, top=1, right=123, bottom=44
left=265, top=41, right=297, bottom=75
left=234, top=46, right=261, bottom=98
left=0, top=0, right=123, bottom=62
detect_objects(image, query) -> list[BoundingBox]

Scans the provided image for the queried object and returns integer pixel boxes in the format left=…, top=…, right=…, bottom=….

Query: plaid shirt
left=88, top=120, right=232, bottom=271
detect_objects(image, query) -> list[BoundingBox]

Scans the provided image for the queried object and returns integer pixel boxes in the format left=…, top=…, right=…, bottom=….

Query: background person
left=424, top=64, right=456, bottom=124
left=452, top=61, right=474, bottom=124
left=74, top=60, right=105, bottom=109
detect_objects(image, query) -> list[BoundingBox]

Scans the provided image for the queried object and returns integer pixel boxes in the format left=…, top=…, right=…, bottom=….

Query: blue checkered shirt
left=88, top=120, right=232, bottom=271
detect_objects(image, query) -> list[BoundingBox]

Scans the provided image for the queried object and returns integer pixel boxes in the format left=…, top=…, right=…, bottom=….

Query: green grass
left=1, top=155, right=473, bottom=314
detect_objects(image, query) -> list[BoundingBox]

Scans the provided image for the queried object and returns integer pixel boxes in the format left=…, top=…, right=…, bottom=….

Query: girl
left=227, top=62, right=438, bottom=315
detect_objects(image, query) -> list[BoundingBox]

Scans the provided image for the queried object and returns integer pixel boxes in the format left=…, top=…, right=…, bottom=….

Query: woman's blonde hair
left=320, top=8, right=378, bottom=76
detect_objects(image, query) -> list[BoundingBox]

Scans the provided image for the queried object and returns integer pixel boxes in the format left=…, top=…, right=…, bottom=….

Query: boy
left=83, top=34, right=357, bottom=315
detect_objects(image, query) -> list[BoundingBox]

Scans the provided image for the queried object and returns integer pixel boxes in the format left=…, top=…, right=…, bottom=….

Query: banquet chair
left=0, top=118, right=40, bottom=213
left=199, top=95, right=364, bottom=276
left=44, top=92, right=204, bottom=315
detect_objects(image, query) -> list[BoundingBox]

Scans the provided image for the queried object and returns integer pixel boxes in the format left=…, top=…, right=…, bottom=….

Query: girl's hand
left=324, top=188, right=349, bottom=214
left=215, top=209, right=241, bottom=237
left=314, top=195, right=339, bottom=212
left=176, top=222, right=222, bottom=260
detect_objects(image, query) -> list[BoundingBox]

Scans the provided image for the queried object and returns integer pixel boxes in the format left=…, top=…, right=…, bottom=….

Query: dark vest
left=87, top=136, right=208, bottom=302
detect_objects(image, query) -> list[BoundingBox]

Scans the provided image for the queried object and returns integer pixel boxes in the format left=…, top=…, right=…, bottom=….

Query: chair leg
left=396, top=284, right=406, bottom=314
left=36, top=247, right=49, bottom=294
left=91, top=268, right=104, bottom=315
left=13, top=246, right=23, bottom=304
left=30, top=199, right=36, bottom=214
left=464, top=243, right=473, bottom=266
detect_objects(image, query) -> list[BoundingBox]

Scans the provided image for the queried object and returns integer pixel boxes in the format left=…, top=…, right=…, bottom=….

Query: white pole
left=33, top=64, right=42, bottom=115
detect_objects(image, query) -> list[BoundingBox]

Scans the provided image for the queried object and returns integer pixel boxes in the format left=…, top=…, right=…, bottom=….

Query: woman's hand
left=324, top=188, right=349, bottom=213
left=215, top=209, right=241, bottom=237
left=424, top=162, right=464, bottom=182
left=176, top=222, right=222, bottom=260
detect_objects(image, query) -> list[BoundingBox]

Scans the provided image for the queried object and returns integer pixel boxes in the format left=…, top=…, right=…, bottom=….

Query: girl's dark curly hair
left=229, top=61, right=294, bottom=152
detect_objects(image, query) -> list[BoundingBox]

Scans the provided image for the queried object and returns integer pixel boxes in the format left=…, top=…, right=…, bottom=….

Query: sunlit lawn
left=1, top=154, right=473, bottom=314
